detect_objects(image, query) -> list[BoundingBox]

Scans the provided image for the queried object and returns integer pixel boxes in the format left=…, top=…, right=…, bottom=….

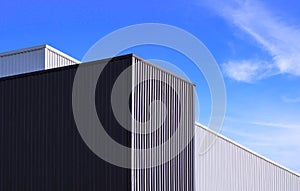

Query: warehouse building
left=0, top=45, right=299, bottom=190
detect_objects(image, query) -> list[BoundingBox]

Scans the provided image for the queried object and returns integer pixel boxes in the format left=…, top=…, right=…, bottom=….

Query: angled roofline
left=133, top=54, right=196, bottom=86
left=0, top=53, right=134, bottom=81
left=45, top=44, right=81, bottom=63
left=0, top=46, right=194, bottom=86
left=195, top=122, right=300, bottom=177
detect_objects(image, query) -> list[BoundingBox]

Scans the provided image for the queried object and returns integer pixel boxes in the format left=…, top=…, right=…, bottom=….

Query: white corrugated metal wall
left=0, top=45, right=80, bottom=78
left=44, top=45, right=80, bottom=69
left=195, top=123, right=300, bottom=191
left=132, top=56, right=195, bottom=191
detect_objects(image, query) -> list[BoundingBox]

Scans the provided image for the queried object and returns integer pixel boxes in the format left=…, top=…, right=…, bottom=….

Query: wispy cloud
left=205, top=0, right=300, bottom=82
left=249, top=121, right=300, bottom=129
left=281, top=96, right=300, bottom=103
left=222, top=59, right=274, bottom=82
left=225, top=117, right=300, bottom=129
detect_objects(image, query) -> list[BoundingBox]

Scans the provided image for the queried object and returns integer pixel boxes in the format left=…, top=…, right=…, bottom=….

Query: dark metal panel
left=0, top=55, right=133, bottom=191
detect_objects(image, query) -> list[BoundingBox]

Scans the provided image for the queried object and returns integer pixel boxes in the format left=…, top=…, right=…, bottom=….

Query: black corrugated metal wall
left=0, top=55, right=132, bottom=191
left=0, top=54, right=195, bottom=191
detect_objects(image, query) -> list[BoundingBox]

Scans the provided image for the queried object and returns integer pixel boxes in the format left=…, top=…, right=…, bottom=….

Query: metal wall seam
left=131, top=58, right=135, bottom=191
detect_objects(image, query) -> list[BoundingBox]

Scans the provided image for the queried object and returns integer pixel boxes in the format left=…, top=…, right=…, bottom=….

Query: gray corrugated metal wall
left=195, top=123, right=300, bottom=191
left=0, top=45, right=80, bottom=78
left=0, top=48, right=45, bottom=77
left=132, top=56, right=195, bottom=191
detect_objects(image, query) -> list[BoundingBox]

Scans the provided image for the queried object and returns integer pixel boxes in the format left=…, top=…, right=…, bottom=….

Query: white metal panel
left=0, top=45, right=80, bottom=78
left=132, top=56, right=195, bottom=191
left=195, top=123, right=300, bottom=191
left=45, top=45, right=80, bottom=69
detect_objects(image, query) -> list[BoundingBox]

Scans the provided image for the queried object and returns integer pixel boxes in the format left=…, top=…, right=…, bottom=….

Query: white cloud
left=224, top=117, right=300, bottom=130
left=205, top=0, right=300, bottom=81
left=222, top=59, right=274, bottom=82
left=202, top=0, right=300, bottom=172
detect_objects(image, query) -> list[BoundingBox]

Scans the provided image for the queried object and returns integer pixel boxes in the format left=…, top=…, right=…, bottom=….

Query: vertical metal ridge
left=132, top=57, right=195, bottom=191
left=45, top=48, right=79, bottom=70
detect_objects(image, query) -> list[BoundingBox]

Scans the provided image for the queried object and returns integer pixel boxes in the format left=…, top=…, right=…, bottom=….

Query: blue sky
left=1, top=0, right=300, bottom=173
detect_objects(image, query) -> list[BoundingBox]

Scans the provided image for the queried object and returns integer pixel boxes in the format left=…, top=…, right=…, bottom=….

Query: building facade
left=0, top=49, right=194, bottom=191
left=0, top=45, right=299, bottom=190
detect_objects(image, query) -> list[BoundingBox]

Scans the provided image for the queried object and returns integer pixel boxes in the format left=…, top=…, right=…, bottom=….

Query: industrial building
left=0, top=45, right=299, bottom=190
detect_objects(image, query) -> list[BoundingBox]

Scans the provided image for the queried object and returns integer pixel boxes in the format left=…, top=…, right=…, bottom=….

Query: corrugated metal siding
left=0, top=57, right=132, bottom=191
left=45, top=46, right=79, bottom=69
left=0, top=48, right=45, bottom=78
left=0, top=45, right=80, bottom=78
left=195, top=123, right=300, bottom=191
left=2, top=51, right=298, bottom=191
left=132, top=56, right=195, bottom=191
